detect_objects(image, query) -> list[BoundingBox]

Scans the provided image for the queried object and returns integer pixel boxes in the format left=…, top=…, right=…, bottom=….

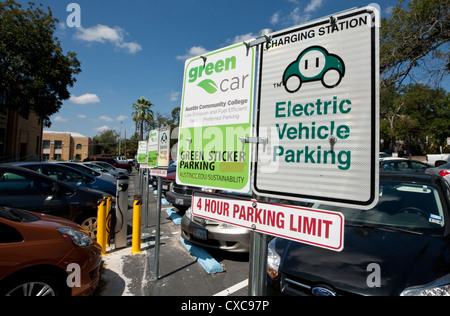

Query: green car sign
left=283, top=46, right=345, bottom=93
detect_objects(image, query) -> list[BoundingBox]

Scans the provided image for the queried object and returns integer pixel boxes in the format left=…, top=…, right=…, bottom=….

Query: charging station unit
left=115, top=175, right=129, bottom=249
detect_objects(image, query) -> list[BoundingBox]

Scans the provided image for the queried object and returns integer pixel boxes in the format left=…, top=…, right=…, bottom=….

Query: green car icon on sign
left=283, top=46, right=345, bottom=93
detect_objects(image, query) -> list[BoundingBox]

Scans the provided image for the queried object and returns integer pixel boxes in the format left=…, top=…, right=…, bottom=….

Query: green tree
left=0, top=0, right=81, bottom=127
left=132, top=97, right=154, bottom=140
left=380, top=0, right=449, bottom=88
left=380, top=83, right=449, bottom=153
left=93, top=129, right=119, bottom=155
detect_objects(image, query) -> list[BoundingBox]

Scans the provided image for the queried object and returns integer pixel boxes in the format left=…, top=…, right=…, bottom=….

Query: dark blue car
left=268, top=173, right=450, bottom=296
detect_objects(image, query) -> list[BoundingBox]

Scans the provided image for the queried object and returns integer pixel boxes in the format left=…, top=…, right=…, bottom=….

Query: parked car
left=12, top=162, right=117, bottom=196
left=82, top=161, right=124, bottom=178
left=181, top=190, right=251, bottom=253
left=267, top=173, right=450, bottom=296
left=0, top=165, right=107, bottom=238
left=427, top=153, right=450, bottom=167
left=0, top=207, right=102, bottom=296
left=380, top=158, right=431, bottom=173
left=165, top=182, right=197, bottom=211
left=55, top=162, right=117, bottom=185
left=88, top=161, right=129, bottom=177
left=85, top=157, right=132, bottom=173
left=426, top=162, right=450, bottom=185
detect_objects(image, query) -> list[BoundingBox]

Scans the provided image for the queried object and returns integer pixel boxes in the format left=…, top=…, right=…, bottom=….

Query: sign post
left=254, top=6, right=380, bottom=210
left=177, top=42, right=256, bottom=193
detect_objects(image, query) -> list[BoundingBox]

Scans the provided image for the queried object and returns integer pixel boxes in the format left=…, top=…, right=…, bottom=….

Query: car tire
left=0, top=274, right=68, bottom=296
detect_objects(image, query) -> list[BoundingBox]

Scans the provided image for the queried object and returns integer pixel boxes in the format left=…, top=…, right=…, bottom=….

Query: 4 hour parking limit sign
left=254, top=6, right=380, bottom=209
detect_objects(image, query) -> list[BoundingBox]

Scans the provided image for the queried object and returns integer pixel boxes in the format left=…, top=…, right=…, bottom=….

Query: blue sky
left=16, top=0, right=400, bottom=138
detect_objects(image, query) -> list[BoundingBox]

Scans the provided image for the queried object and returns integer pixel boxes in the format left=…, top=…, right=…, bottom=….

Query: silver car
left=181, top=207, right=250, bottom=253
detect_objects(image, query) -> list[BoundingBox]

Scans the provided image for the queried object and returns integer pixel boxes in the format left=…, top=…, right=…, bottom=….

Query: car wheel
left=321, top=68, right=342, bottom=88
left=2, top=275, right=66, bottom=296
left=79, top=215, right=97, bottom=239
left=284, top=75, right=302, bottom=93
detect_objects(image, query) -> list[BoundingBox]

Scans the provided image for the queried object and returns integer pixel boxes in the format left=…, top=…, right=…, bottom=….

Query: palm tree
left=132, top=97, right=154, bottom=140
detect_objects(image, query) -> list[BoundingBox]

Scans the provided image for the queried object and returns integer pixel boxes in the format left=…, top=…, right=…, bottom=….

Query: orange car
left=0, top=207, right=102, bottom=296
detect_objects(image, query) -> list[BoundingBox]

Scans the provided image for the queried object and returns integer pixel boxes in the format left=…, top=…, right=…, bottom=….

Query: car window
left=317, top=180, right=446, bottom=234
left=45, top=165, right=94, bottom=183
left=0, top=171, right=54, bottom=196
left=0, top=222, right=23, bottom=243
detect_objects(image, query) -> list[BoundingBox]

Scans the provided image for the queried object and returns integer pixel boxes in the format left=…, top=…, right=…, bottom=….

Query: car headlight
left=267, top=239, right=281, bottom=280
left=185, top=207, right=193, bottom=220
left=58, top=227, right=93, bottom=247
left=401, top=275, right=450, bottom=296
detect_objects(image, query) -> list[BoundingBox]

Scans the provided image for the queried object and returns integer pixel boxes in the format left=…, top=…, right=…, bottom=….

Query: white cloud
left=54, top=116, right=68, bottom=122
left=270, top=11, right=281, bottom=25
left=170, top=91, right=180, bottom=102
left=75, top=24, right=142, bottom=54
left=304, top=0, right=324, bottom=13
left=176, top=46, right=209, bottom=61
left=271, top=0, right=325, bottom=27
left=116, top=115, right=128, bottom=121
left=99, top=115, right=113, bottom=122
left=95, top=125, right=110, bottom=133
left=226, top=33, right=257, bottom=45
left=77, top=114, right=86, bottom=119
left=70, top=93, right=101, bottom=105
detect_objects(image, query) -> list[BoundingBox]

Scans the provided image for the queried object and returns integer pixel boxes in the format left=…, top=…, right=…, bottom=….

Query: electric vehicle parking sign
left=254, top=6, right=380, bottom=209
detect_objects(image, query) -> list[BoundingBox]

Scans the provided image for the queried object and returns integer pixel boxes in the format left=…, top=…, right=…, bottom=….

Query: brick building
left=42, top=131, right=94, bottom=161
left=0, top=109, right=43, bottom=162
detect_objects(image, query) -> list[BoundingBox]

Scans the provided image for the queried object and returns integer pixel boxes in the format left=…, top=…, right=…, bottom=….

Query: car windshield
left=0, top=208, right=39, bottom=223
left=317, top=180, right=446, bottom=235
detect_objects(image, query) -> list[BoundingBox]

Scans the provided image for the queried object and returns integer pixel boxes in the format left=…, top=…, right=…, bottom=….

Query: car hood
left=278, top=225, right=450, bottom=296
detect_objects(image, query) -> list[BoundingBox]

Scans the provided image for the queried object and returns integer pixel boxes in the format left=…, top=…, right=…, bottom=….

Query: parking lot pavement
left=96, top=172, right=250, bottom=296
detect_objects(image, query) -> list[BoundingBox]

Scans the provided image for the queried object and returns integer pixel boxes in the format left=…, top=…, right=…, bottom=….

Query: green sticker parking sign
left=177, top=42, right=256, bottom=192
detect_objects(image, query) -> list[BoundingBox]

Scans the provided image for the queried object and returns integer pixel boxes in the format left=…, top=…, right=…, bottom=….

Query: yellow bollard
left=96, top=199, right=108, bottom=256
left=103, top=196, right=112, bottom=246
left=131, top=195, right=142, bottom=254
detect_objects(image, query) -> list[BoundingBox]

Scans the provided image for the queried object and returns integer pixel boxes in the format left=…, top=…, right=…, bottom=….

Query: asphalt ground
left=95, top=171, right=250, bottom=297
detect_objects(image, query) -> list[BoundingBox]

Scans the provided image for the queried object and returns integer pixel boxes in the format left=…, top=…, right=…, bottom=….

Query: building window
left=76, top=144, right=82, bottom=150
left=43, top=140, right=50, bottom=149
left=54, top=141, right=62, bottom=149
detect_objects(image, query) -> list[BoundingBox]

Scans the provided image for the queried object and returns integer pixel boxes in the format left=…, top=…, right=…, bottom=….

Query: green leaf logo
left=197, top=79, right=218, bottom=94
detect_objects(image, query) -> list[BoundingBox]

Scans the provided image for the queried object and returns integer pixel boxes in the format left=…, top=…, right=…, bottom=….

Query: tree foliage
left=0, top=0, right=81, bottom=127
left=380, top=0, right=449, bottom=88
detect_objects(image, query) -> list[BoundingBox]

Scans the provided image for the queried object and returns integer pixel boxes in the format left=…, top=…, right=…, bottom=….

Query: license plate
left=175, top=198, right=184, bottom=205
left=193, top=228, right=207, bottom=240
left=162, top=185, right=168, bottom=190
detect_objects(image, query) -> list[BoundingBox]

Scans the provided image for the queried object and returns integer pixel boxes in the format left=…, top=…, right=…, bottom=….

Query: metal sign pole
left=152, top=176, right=162, bottom=281
left=247, top=28, right=273, bottom=297
left=248, top=230, right=269, bottom=296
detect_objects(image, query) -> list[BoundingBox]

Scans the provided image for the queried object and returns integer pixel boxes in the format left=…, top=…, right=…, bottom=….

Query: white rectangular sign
left=254, top=6, right=380, bottom=209
left=192, top=191, right=345, bottom=252
left=158, top=126, right=170, bottom=168
left=150, top=169, right=168, bottom=178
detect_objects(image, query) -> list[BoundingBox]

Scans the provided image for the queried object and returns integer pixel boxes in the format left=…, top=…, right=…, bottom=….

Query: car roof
left=380, top=172, right=441, bottom=185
